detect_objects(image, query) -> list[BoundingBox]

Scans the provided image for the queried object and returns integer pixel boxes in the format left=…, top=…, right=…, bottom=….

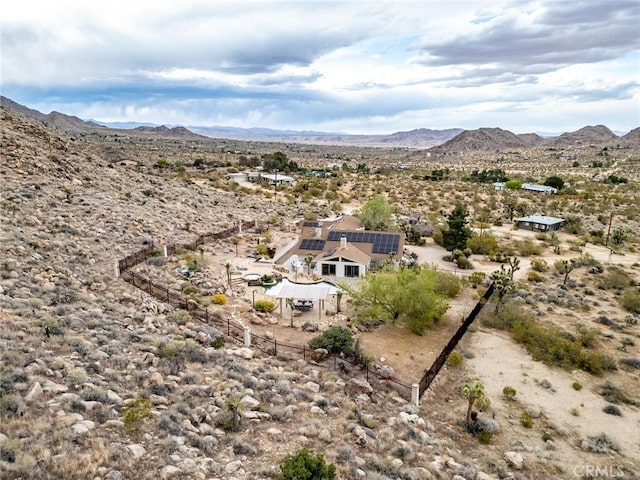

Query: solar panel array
left=303, top=221, right=322, bottom=227
left=300, top=239, right=326, bottom=250
left=327, top=231, right=400, bottom=254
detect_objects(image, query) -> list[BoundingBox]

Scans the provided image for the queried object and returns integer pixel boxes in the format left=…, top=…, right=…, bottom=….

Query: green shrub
left=218, top=398, right=243, bottom=432
left=279, top=448, right=336, bottom=480
left=0, top=395, right=26, bottom=418
left=447, top=350, right=463, bottom=367
left=542, top=432, right=553, bottom=442
left=520, top=411, right=533, bottom=428
left=513, top=238, right=543, bottom=256
left=121, top=397, right=153, bottom=431
left=467, top=233, right=499, bottom=255
left=308, top=326, right=354, bottom=355
left=530, top=258, right=548, bottom=272
left=572, top=381, right=583, bottom=391
left=527, top=271, right=543, bottom=282
left=477, top=430, right=493, bottom=444
left=211, top=337, right=225, bottom=349
left=468, top=271, right=486, bottom=288
left=502, top=386, right=517, bottom=400
left=254, top=299, right=276, bottom=313
left=184, top=253, right=208, bottom=272
left=66, top=367, right=88, bottom=387
left=212, top=293, right=227, bottom=305
left=619, top=288, right=640, bottom=314
left=434, top=271, right=461, bottom=297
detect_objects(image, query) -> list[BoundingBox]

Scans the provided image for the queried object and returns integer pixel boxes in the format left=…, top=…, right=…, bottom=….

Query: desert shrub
left=580, top=433, right=620, bottom=454
left=0, top=395, right=25, bottom=418
left=185, top=253, right=209, bottom=272
left=602, top=405, right=622, bottom=416
left=211, top=337, right=225, bottom=349
left=254, top=299, right=276, bottom=313
left=577, top=326, right=598, bottom=348
left=434, top=271, right=461, bottom=297
left=456, top=255, right=473, bottom=270
left=502, top=386, right=517, bottom=400
left=530, top=258, right=548, bottom=272
left=542, top=432, right=553, bottom=442
left=447, top=350, right=464, bottom=366
left=527, top=271, right=543, bottom=282
left=468, top=271, right=486, bottom=288
left=467, top=233, right=499, bottom=255
left=600, top=267, right=633, bottom=290
left=66, top=367, right=88, bottom=387
left=509, top=317, right=616, bottom=375
left=600, top=381, right=632, bottom=404
left=121, top=397, right=153, bottom=431
left=212, top=293, right=227, bottom=305
left=477, top=430, right=493, bottom=444
left=279, top=448, right=336, bottom=480
left=217, top=398, right=244, bottom=432
left=619, top=288, right=640, bottom=314
left=167, top=309, right=191, bottom=325
left=513, top=239, right=543, bottom=256
left=620, top=358, right=640, bottom=369
left=572, top=381, right=583, bottom=391
left=308, top=326, right=354, bottom=355
left=520, top=411, right=533, bottom=428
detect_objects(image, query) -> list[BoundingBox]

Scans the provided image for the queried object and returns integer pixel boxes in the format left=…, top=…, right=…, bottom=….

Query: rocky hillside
left=429, top=127, right=535, bottom=153
left=550, top=125, right=618, bottom=147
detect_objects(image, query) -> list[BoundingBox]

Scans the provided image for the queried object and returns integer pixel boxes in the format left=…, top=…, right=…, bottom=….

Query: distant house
left=227, top=171, right=261, bottom=184
left=521, top=183, right=558, bottom=194
left=275, top=215, right=403, bottom=278
left=516, top=215, right=565, bottom=232
left=493, top=182, right=557, bottom=194
left=259, top=173, right=295, bottom=186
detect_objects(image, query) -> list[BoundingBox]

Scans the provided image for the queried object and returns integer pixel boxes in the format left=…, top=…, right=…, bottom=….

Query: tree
left=224, top=262, right=232, bottom=291
left=279, top=448, right=336, bottom=480
left=232, top=236, right=242, bottom=257
left=304, top=252, right=315, bottom=276
left=554, top=258, right=577, bottom=285
left=339, top=266, right=454, bottom=335
left=442, top=204, right=472, bottom=252
left=503, top=195, right=517, bottom=221
left=544, top=176, right=564, bottom=190
left=504, top=179, right=522, bottom=190
left=461, top=380, right=485, bottom=426
left=358, top=194, right=393, bottom=231
left=490, top=266, right=516, bottom=313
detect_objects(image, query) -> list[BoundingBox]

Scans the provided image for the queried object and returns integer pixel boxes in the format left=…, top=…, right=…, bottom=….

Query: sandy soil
left=468, top=328, right=640, bottom=466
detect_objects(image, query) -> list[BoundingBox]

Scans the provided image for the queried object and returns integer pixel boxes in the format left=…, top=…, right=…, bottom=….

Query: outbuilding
left=516, top=215, right=565, bottom=232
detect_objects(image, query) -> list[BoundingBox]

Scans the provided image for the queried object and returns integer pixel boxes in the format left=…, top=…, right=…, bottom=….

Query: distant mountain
left=619, top=127, right=640, bottom=148
left=131, top=125, right=209, bottom=140
left=191, top=126, right=463, bottom=148
left=548, top=125, right=618, bottom=147
left=429, top=127, right=533, bottom=153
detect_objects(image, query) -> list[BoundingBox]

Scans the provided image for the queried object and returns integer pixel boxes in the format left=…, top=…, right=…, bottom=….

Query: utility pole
left=274, top=169, right=278, bottom=201
left=605, top=212, right=614, bottom=247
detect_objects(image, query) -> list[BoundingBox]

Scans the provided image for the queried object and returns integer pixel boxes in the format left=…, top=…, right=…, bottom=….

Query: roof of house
left=276, top=214, right=404, bottom=266
left=522, top=183, right=557, bottom=193
left=264, top=278, right=340, bottom=299
left=516, top=215, right=565, bottom=225
left=260, top=173, right=294, bottom=182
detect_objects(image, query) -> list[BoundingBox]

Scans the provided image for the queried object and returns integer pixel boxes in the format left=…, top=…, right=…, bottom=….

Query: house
left=259, top=173, right=295, bottom=187
left=275, top=215, right=404, bottom=278
left=516, top=215, right=565, bottom=232
left=521, top=183, right=558, bottom=194
left=227, top=171, right=261, bottom=184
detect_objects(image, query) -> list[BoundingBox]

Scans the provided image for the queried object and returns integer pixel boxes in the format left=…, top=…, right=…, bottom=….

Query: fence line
left=116, top=222, right=493, bottom=403
left=418, top=282, right=495, bottom=395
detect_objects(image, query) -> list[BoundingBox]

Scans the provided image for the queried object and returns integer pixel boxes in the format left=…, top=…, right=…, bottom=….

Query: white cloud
left=1, top=0, right=638, bottom=134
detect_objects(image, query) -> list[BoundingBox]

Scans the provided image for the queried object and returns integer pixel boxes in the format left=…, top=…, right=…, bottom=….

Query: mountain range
left=1, top=96, right=637, bottom=150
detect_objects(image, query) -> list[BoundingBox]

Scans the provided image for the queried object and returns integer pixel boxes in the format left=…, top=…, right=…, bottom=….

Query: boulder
left=310, top=348, right=329, bottom=362
left=504, top=451, right=524, bottom=470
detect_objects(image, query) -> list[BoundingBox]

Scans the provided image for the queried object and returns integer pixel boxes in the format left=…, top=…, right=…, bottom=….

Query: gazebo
left=264, top=278, right=339, bottom=321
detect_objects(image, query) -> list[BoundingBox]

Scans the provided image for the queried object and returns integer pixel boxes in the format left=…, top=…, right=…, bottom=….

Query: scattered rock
left=504, top=451, right=524, bottom=470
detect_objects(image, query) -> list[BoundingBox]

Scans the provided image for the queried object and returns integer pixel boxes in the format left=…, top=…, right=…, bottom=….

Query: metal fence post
left=244, top=329, right=251, bottom=347
left=411, top=383, right=420, bottom=406
left=114, top=261, right=120, bottom=278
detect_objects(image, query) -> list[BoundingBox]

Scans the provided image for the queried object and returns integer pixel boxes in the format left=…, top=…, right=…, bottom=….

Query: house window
left=322, top=263, right=336, bottom=276
left=344, top=265, right=360, bottom=277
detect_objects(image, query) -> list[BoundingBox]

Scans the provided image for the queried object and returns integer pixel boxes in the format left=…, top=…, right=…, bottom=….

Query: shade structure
left=264, top=278, right=338, bottom=300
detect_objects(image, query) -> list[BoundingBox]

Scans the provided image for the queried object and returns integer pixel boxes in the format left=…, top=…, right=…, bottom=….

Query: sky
left=1, top=0, right=639, bottom=135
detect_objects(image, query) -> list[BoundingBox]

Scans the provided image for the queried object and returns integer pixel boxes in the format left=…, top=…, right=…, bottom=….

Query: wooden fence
left=116, top=223, right=413, bottom=400
left=418, top=282, right=495, bottom=396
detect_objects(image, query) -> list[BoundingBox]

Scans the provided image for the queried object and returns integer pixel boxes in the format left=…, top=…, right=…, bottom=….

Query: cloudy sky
left=2, top=0, right=639, bottom=134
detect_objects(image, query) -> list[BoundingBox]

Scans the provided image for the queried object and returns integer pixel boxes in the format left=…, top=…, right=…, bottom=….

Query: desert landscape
left=1, top=97, right=639, bottom=480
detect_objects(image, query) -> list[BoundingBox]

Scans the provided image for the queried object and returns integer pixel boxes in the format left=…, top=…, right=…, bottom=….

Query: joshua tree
left=555, top=258, right=577, bottom=285
left=232, top=236, right=242, bottom=257
left=461, top=379, right=485, bottom=427
left=491, top=266, right=515, bottom=313
left=507, top=256, right=520, bottom=279
left=304, top=252, right=315, bottom=276
left=224, top=262, right=232, bottom=291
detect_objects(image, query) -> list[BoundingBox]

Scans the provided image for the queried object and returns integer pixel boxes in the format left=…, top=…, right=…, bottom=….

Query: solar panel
left=300, top=239, right=326, bottom=250
left=303, top=221, right=322, bottom=227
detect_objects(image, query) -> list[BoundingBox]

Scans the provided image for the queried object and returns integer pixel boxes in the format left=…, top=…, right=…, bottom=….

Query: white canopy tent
left=264, top=278, right=340, bottom=320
